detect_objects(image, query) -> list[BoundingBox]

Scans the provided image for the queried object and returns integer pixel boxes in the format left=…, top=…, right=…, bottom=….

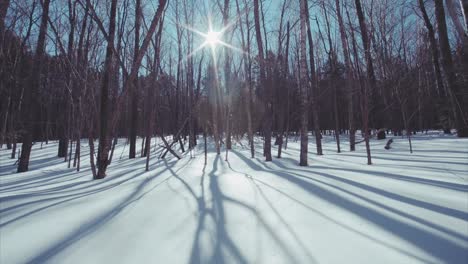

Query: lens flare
left=205, top=30, right=221, bottom=47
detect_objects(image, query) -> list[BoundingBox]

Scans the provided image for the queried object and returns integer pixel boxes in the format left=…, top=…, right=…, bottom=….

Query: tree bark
left=304, top=0, right=323, bottom=155
left=354, top=0, right=372, bottom=164
left=335, top=0, right=356, bottom=151
left=0, top=0, right=10, bottom=44
left=299, top=0, right=309, bottom=166
left=129, top=0, right=141, bottom=159
left=435, top=0, right=468, bottom=136
left=355, top=0, right=380, bottom=131
left=223, top=0, right=232, bottom=162
left=254, top=0, right=272, bottom=161
left=236, top=0, right=255, bottom=158
left=322, top=1, right=341, bottom=153
left=96, top=0, right=117, bottom=179
left=146, top=15, right=164, bottom=171
left=418, top=0, right=451, bottom=133
left=461, top=0, right=468, bottom=30
left=17, top=0, right=51, bottom=172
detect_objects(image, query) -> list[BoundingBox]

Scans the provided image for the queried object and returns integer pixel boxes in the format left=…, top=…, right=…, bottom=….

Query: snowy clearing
left=1, top=133, right=467, bottom=264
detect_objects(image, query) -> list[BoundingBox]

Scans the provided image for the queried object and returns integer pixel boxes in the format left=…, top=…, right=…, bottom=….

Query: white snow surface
left=1, top=132, right=467, bottom=264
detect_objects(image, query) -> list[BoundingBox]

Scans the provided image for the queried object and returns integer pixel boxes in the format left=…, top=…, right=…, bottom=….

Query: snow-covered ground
left=1, top=132, right=467, bottom=264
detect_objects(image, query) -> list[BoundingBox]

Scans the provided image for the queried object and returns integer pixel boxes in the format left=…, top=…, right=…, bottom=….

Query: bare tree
left=0, top=0, right=9, bottom=42
left=335, top=0, right=356, bottom=151
left=236, top=0, right=255, bottom=158
left=434, top=0, right=468, bottom=137
left=254, top=0, right=271, bottom=161
left=222, top=0, right=232, bottom=161
left=129, top=0, right=142, bottom=159
left=418, top=0, right=451, bottom=133
left=299, top=0, right=309, bottom=166
left=354, top=0, right=372, bottom=164
left=96, top=0, right=118, bottom=179
left=304, top=0, right=323, bottom=156
left=17, top=0, right=51, bottom=172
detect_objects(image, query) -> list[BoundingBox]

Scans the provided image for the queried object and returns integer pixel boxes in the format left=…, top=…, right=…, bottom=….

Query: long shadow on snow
left=0, top=169, right=75, bottom=191
left=275, top=157, right=468, bottom=223
left=231, top=150, right=468, bottom=264
left=268, top=160, right=468, bottom=243
left=280, top=156, right=468, bottom=192
left=1, top=156, right=154, bottom=202
left=24, top=158, right=188, bottom=263
left=227, top=162, right=318, bottom=263
left=170, top=155, right=248, bottom=264
left=239, top=172, right=436, bottom=264
left=337, top=152, right=467, bottom=166
left=320, top=156, right=468, bottom=175
left=169, top=155, right=300, bottom=264
left=0, top=158, right=177, bottom=228
left=0, top=169, right=88, bottom=193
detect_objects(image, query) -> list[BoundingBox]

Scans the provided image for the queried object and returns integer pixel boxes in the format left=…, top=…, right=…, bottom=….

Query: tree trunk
left=146, top=14, right=164, bottom=171
left=305, top=0, right=322, bottom=155
left=418, top=0, right=451, bottom=133
left=223, top=0, right=232, bottom=161
left=129, top=0, right=141, bottom=159
left=461, top=0, right=468, bottom=30
left=335, top=0, right=356, bottom=151
left=96, top=0, right=117, bottom=179
left=299, top=0, right=309, bottom=166
left=254, top=0, right=271, bottom=161
left=236, top=0, right=254, bottom=158
left=322, top=1, right=341, bottom=153
left=354, top=0, right=373, bottom=164
left=435, top=0, right=468, bottom=137
left=88, top=132, right=97, bottom=179
left=17, top=0, right=51, bottom=172
left=0, top=0, right=9, bottom=43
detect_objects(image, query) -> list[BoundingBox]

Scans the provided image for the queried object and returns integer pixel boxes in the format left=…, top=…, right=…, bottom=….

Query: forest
left=0, top=0, right=467, bottom=263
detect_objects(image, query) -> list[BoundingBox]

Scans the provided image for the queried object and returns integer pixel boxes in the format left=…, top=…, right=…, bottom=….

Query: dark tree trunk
left=17, top=0, right=51, bottom=172
left=354, top=0, right=372, bottom=164
left=335, top=0, right=356, bottom=151
left=224, top=0, right=232, bottom=158
left=434, top=0, right=468, bottom=137
left=96, top=0, right=117, bottom=179
left=305, top=0, right=322, bottom=156
left=355, top=0, right=381, bottom=131
left=0, top=0, right=9, bottom=43
left=129, top=0, right=141, bottom=159
left=418, top=0, right=451, bottom=132
left=278, top=20, right=290, bottom=158
left=254, top=0, right=271, bottom=161
left=322, top=2, right=341, bottom=153
left=299, top=0, right=309, bottom=166
left=236, top=0, right=255, bottom=158
left=146, top=15, right=164, bottom=171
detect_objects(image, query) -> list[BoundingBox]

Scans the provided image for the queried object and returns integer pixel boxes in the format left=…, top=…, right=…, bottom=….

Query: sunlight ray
left=179, top=42, right=209, bottom=65
left=218, top=41, right=251, bottom=57
left=177, top=22, right=208, bottom=38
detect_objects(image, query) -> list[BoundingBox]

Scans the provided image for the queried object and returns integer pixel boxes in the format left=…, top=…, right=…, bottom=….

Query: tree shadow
left=169, top=154, right=301, bottom=264
left=231, top=150, right=468, bottom=264
left=22, top=158, right=188, bottom=263
left=279, top=156, right=468, bottom=192
left=227, top=162, right=318, bottom=263
left=338, top=152, right=468, bottom=167
left=0, top=158, right=180, bottom=228
left=241, top=171, right=438, bottom=264
left=272, top=158, right=468, bottom=223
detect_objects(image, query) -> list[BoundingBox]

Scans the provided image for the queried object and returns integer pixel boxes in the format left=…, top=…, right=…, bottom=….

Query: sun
left=205, top=30, right=221, bottom=47
left=176, top=14, right=249, bottom=64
